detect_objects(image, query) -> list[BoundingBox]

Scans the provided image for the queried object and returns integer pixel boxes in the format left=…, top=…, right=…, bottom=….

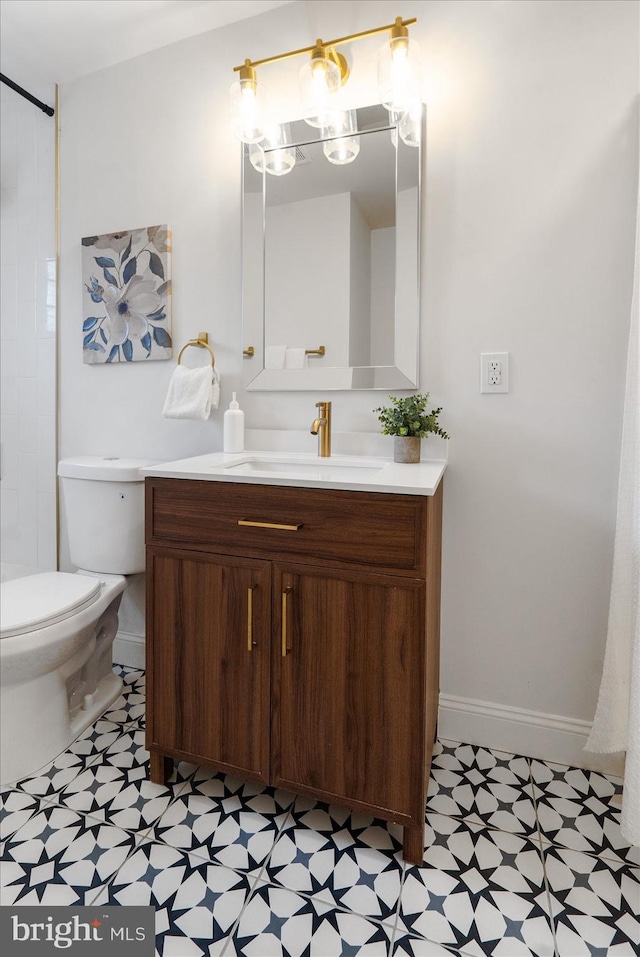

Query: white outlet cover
left=480, top=352, right=509, bottom=393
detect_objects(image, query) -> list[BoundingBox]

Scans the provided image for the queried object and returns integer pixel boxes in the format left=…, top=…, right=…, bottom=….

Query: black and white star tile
left=531, top=759, right=639, bottom=867
left=3, top=664, right=640, bottom=957
left=92, top=838, right=252, bottom=956
left=263, top=796, right=405, bottom=923
left=426, top=741, right=538, bottom=837
left=106, top=665, right=146, bottom=727
left=57, top=726, right=192, bottom=833
left=148, top=767, right=295, bottom=875
left=225, top=882, right=396, bottom=957
left=397, top=813, right=555, bottom=956
left=543, top=843, right=640, bottom=956
left=1, top=802, right=137, bottom=905
left=1, top=788, right=41, bottom=842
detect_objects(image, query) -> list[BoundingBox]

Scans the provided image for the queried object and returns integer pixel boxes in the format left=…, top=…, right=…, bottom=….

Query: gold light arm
left=232, top=17, right=417, bottom=73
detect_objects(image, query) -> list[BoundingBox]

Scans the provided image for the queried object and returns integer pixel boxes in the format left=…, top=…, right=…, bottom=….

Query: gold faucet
left=310, top=401, right=332, bottom=457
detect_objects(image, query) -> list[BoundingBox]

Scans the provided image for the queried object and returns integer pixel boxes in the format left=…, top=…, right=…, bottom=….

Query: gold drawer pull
left=238, top=519, right=302, bottom=531
left=247, top=586, right=254, bottom=651
left=282, top=586, right=293, bottom=657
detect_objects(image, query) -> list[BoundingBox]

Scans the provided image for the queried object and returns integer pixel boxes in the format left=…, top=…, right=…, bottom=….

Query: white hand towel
left=285, top=348, right=308, bottom=369
left=265, top=346, right=286, bottom=369
left=162, top=365, right=215, bottom=420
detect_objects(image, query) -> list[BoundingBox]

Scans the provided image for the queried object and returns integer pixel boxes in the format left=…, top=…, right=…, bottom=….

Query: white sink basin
left=223, top=455, right=384, bottom=479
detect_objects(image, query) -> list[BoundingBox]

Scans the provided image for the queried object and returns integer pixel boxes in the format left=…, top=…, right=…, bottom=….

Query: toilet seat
left=0, top=572, right=102, bottom=639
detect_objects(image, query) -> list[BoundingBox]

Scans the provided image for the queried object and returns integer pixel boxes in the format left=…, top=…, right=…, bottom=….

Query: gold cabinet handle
left=238, top=519, right=302, bottom=531
left=247, top=585, right=254, bottom=651
left=281, top=585, right=293, bottom=657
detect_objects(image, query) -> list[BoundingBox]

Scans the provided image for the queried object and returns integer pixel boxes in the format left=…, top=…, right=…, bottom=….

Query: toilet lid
left=0, top=572, right=102, bottom=638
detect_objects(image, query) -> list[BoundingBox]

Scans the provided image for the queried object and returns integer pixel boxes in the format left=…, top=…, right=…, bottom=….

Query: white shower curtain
left=585, top=166, right=640, bottom=847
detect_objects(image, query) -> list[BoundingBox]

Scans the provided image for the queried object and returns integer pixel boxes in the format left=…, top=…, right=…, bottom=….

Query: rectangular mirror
left=242, top=104, right=422, bottom=391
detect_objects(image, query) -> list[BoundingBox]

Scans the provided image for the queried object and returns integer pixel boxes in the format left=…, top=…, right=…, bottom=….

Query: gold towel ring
left=177, top=333, right=215, bottom=367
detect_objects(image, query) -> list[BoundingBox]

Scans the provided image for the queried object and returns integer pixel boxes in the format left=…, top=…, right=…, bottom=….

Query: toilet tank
left=58, top=457, right=158, bottom=574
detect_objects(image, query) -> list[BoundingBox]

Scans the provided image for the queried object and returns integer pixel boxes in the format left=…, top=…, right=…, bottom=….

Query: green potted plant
left=374, top=393, right=450, bottom=463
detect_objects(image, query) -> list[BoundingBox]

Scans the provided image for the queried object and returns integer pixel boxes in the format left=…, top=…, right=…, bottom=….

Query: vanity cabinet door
left=271, top=562, right=427, bottom=828
left=146, top=547, right=271, bottom=784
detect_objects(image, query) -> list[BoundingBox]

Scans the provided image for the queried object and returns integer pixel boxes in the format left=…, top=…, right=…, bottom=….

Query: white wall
left=266, top=192, right=351, bottom=364
left=370, top=226, right=394, bottom=366
left=349, top=196, right=371, bottom=366
left=58, top=0, right=638, bottom=767
left=1, top=81, right=57, bottom=580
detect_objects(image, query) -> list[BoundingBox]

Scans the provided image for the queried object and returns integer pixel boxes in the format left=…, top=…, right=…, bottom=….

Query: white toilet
left=0, top=456, right=156, bottom=788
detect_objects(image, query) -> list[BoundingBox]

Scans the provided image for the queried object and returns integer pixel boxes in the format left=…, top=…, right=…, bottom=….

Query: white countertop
left=141, top=450, right=446, bottom=496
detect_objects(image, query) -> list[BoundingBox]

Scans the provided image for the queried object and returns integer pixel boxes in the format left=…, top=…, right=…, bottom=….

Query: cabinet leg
left=403, top=824, right=425, bottom=866
left=150, top=750, right=173, bottom=785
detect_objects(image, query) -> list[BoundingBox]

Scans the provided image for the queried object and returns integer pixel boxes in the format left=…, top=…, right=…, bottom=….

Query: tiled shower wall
left=0, top=82, right=57, bottom=580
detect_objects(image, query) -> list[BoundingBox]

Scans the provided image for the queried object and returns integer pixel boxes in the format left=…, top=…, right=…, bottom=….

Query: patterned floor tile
left=0, top=802, right=137, bottom=905
left=393, top=935, right=462, bottom=956
left=66, top=716, right=130, bottom=761
left=427, top=742, right=537, bottom=836
left=397, top=813, right=555, bottom=956
left=543, top=844, right=640, bottom=956
left=531, top=760, right=638, bottom=866
left=1, top=789, right=41, bottom=841
left=16, top=747, right=97, bottom=802
left=57, top=727, right=189, bottom=832
left=93, top=839, right=251, bottom=957
left=148, top=767, right=295, bottom=874
left=105, top=667, right=146, bottom=726
left=226, top=882, right=395, bottom=956
left=264, top=796, right=404, bottom=923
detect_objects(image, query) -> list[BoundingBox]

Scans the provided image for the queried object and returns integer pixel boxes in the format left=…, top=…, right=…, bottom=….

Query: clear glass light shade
left=249, top=124, right=296, bottom=176
left=377, top=35, right=422, bottom=114
left=230, top=79, right=265, bottom=144
left=300, top=54, right=342, bottom=128
left=321, top=111, right=360, bottom=165
left=399, top=101, right=422, bottom=147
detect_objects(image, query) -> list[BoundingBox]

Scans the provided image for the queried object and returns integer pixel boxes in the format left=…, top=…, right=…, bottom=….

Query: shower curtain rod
left=0, top=73, right=54, bottom=116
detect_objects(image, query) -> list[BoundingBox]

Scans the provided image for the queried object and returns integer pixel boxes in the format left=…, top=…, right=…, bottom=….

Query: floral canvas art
left=82, top=225, right=172, bottom=363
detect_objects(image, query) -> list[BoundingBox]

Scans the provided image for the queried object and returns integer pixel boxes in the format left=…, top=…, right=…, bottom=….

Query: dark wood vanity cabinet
left=145, top=477, right=443, bottom=865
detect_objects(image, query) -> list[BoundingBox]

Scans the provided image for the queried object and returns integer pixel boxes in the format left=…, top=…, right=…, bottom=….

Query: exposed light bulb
left=377, top=32, right=422, bottom=114
left=300, top=46, right=343, bottom=128
left=230, top=62, right=265, bottom=144
left=249, top=123, right=296, bottom=176
left=321, top=110, right=360, bottom=166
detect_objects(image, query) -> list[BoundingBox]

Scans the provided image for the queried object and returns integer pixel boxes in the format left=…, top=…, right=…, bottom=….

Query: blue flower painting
left=81, top=225, right=172, bottom=363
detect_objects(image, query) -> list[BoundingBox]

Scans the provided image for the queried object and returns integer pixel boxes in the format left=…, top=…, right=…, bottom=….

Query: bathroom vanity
left=143, top=452, right=445, bottom=865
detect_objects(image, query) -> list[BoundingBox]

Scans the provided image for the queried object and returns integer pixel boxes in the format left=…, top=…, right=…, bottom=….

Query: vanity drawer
left=146, top=478, right=427, bottom=575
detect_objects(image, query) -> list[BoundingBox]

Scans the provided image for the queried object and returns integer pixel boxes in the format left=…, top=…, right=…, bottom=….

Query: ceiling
left=0, top=0, right=296, bottom=89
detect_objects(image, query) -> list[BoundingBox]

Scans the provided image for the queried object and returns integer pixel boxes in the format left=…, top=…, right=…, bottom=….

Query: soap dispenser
left=223, top=392, right=244, bottom=453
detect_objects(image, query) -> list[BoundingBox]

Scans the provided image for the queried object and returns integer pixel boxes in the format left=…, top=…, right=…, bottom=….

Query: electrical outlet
left=481, top=352, right=509, bottom=393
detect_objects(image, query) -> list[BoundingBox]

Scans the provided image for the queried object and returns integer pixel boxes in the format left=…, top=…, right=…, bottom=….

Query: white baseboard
left=113, top=631, right=145, bottom=671
left=438, top=694, right=625, bottom=778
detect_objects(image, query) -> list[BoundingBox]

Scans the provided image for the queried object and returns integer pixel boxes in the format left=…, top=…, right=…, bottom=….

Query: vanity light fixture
left=231, top=15, right=421, bottom=166
left=249, top=123, right=296, bottom=176
left=229, top=61, right=266, bottom=144
left=377, top=17, right=422, bottom=114
left=321, top=109, right=360, bottom=166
